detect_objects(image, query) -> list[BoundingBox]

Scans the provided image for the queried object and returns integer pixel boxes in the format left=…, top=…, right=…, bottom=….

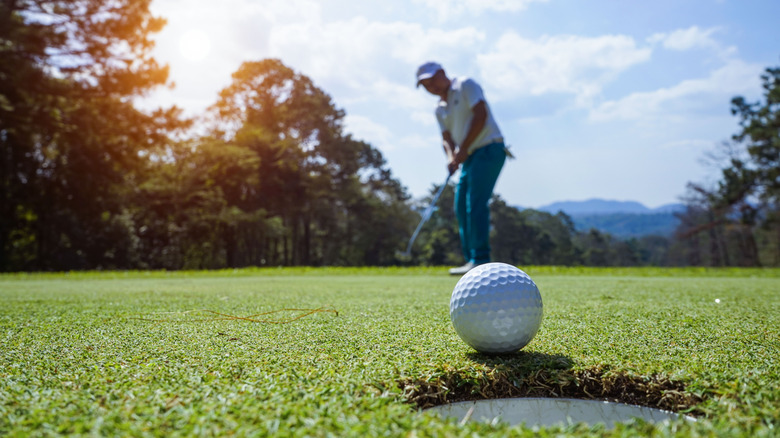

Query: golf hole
left=425, top=397, right=696, bottom=429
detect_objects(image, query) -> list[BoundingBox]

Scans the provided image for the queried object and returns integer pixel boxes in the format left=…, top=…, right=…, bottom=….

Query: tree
left=489, top=197, right=539, bottom=265
left=0, top=0, right=178, bottom=270
left=727, top=63, right=780, bottom=265
left=637, top=235, right=673, bottom=266
left=575, top=229, right=611, bottom=266
left=204, top=59, right=410, bottom=266
left=729, top=65, right=780, bottom=205
left=489, top=197, right=582, bottom=266
left=676, top=61, right=780, bottom=267
left=523, top=209, right=581, bottom=265
left=674, top=184, right=733, bottom=267
left=129, top=139, right=285, bottom=270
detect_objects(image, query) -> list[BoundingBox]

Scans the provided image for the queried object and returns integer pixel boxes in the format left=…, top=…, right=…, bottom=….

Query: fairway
left=1, top=268, right=779, bottom=436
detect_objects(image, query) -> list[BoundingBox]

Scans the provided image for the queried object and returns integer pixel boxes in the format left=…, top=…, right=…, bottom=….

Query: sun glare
left=179, top=29, right=211, bottom=62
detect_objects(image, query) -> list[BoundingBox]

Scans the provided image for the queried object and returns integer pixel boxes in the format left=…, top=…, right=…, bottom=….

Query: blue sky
left=142, top=0, right=780, bottom=209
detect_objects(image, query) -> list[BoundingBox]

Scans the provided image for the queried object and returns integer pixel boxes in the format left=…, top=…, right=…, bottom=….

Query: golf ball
left=450, top=263, right=543, bottom=354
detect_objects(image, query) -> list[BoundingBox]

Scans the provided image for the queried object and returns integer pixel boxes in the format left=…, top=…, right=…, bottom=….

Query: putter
left=397, top=174, right=451, bottom=260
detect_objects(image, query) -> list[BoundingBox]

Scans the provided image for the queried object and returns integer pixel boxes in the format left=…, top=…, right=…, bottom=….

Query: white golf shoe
left=449, top=262, right=477, bottom=276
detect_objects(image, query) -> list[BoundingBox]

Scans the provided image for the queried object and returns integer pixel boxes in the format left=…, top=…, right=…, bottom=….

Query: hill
left=538, top=198, right=685, bottom=216
left=530, top=199, right=685, bottom=238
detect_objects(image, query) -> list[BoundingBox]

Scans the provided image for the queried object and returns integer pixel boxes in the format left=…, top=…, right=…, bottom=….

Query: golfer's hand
left=448, top=160, right=459, bottom=175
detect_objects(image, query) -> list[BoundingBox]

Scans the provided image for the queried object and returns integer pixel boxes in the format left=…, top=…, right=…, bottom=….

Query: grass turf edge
left=397, top=362, right=704, bottom=416
left=3, top=266, right=779, bottom=280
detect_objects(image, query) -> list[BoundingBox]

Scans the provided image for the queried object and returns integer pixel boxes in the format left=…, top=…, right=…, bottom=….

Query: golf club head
left=395, top=250, right=413, bottom=262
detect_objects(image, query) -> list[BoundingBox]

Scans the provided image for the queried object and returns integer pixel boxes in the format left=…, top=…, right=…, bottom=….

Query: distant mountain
left=537, top=198, right=685, bottom=216
left=539, top=199, right=649, bottom=215
left=527, top=199, right=686, bottom=238
left=651, top=203, right=687, bottom=214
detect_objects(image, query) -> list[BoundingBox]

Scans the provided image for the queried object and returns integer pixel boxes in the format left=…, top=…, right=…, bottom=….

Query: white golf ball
left=450, top=263, right=543, bottom=354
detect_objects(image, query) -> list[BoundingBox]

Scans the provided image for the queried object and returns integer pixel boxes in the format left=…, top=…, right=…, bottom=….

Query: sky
left=140, top=0, right=780, bottom=209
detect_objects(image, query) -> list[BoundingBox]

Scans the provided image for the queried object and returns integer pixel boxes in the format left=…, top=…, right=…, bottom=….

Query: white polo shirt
left=435, top=77, right=503, bottom=154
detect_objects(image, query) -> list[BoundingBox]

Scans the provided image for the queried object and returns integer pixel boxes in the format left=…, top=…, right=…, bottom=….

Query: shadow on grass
left=465, top=350, right=574, bottom=373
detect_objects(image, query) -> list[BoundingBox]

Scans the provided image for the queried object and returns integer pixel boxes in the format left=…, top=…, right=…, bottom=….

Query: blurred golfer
left=416, top=62, right=508, bottom=275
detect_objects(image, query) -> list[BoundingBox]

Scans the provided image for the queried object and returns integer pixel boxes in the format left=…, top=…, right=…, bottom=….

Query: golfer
left=416, top=62, right=508, bottom=275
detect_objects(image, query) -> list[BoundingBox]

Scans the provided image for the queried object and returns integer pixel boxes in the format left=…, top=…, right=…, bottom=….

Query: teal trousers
left=454, top=142, right=506, bottom=265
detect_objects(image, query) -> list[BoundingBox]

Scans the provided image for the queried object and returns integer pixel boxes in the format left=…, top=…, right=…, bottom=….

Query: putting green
left=1, top=267, right=778, bottom=436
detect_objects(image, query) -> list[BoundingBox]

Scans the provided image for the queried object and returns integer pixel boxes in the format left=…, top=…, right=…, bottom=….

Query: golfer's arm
left=455, top=100, right=487, bottom=164
left=442, top=131, right=456, bottom=162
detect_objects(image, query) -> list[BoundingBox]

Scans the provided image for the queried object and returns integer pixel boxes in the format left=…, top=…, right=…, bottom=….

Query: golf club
left=397, top=174, right=451, bottom=260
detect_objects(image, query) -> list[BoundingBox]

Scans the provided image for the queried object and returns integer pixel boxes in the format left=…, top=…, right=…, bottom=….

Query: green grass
left=1, top=267, right=779, bottom=437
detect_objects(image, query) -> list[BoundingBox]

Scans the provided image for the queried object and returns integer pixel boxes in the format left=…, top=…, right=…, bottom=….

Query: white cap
left=416, top=62, right=442, bottom=87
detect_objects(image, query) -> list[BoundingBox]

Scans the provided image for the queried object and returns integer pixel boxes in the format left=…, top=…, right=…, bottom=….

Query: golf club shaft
left=403, top=175, right=450, bottom=255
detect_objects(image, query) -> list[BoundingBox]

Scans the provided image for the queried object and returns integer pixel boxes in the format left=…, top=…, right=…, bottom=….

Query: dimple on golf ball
left=450, top=263, right=543, bottom=354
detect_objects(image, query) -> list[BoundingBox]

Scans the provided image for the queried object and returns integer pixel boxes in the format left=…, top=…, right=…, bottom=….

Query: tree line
left=1, top=0, right=778, bottom=271
left=1, top=0, right=414, bottom=270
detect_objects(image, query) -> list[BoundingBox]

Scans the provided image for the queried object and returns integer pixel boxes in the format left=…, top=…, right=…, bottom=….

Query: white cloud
left=265, top=15, right=488, bottom=131
left=647, top=26, right=736, bottom=58
left=268, top=18, right=484, bottom=88
left=590, top=59, right=761, bottom=122
left=648, top=26, right=718, bottom=51
left=477, top=32, right=652, bottom=104
left=345, top=114, right=394, bottom=149
left=413, top=0, right=548, bottom=20
left=147, top=0, right=487, bottom=117
left=354, top=80, right=432, bottom=115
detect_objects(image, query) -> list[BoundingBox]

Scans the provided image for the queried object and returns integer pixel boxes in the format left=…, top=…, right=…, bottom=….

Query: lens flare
left=179, top=29, right=212, bottom=62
